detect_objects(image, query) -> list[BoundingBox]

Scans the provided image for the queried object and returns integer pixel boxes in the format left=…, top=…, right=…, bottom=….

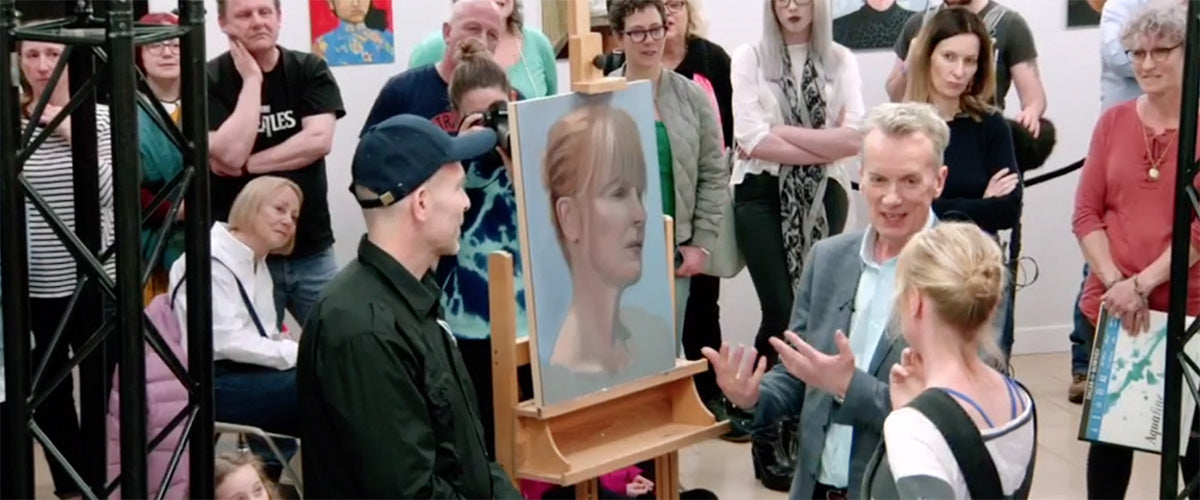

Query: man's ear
left=442, top=21, right=452, bottom=42
left=932, top=165, right=948, bottom=197
left=556, top=197, right=582, bottom=244
left=412, top=187, right=430, bottom=221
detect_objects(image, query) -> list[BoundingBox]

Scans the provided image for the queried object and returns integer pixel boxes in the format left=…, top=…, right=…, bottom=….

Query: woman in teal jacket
left=408, top=0, right=557, bottom=98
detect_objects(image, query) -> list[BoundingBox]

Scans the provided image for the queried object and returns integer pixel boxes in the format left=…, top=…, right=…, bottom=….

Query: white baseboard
left=1013, top=324, right=1073, bottom=355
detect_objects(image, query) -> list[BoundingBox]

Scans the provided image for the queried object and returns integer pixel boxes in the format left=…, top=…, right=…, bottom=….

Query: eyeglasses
left=1125, top=44, right=1181, bottom=63
left=623, top=25, right=666, bottom=43
left=145, top=40, right=180, bottom=55
left=774, top=0, right=813, bottom=7
left=665, top=0, right=687, bottom=12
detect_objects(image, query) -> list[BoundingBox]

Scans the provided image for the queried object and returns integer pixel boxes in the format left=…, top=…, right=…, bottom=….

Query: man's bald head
left=442, top=0, right=503, bottom=68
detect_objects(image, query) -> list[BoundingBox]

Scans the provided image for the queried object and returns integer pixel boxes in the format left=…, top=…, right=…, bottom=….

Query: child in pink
left=520, top=465, right=653, bottom=499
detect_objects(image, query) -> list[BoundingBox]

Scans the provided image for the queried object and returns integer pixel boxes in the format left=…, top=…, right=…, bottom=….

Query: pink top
left=1072, top=100, right=1200, bottom=324
left=519, top=466, right=643, bottom=499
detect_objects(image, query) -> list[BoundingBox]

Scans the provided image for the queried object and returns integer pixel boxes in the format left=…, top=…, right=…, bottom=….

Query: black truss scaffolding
left=1165, top=1, right=1200, bottom=499
left=1, top=0, right=214, bottom=498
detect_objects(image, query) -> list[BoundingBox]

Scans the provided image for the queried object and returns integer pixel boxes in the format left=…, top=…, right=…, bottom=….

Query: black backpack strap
left=908, top=388, right=1006, bottom=500
left=169, top=256, right=270, bottom=339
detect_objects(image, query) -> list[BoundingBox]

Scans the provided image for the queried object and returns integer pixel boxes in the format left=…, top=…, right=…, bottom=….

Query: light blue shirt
left=818, top=210, right=937, bottom=487
left=1100, top=0, right=1148, bottom=111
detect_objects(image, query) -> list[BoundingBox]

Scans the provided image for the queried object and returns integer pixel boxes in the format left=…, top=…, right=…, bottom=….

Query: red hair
left=139, top=12, right=179, bottom=25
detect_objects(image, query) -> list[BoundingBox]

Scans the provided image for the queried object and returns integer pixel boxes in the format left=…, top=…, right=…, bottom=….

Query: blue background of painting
left=511, top=81, right=676, bottom=404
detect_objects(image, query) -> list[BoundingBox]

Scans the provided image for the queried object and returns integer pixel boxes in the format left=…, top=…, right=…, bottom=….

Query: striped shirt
left=22, top=105, right=115, bottom=298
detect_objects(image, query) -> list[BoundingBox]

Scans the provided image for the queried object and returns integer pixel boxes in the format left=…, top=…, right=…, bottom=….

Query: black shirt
left=674, top=36, right=734, bottom=148
left=207, top=46, right=346, bottom=258
left=935, top=112, right=1022, bottom=234
left=297, top=236, right=521, bottom=499
left=833, top=2, right=918, bottom=51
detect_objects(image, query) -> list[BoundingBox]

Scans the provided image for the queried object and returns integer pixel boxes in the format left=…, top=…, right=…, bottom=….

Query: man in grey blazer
left=704, top=101, right=951, bottom=500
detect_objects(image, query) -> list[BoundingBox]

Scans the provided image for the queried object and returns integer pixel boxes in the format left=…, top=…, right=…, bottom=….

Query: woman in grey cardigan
left=607, top=0, right=729, bottom=345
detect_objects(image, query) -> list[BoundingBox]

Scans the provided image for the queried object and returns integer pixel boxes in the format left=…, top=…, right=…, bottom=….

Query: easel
left=488, top=1, right=728, bottom=498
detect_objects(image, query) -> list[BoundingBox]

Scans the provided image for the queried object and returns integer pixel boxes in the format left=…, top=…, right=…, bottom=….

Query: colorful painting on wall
left=510, top=81, right=678, bottom=407
left=309, top=0, right=395, bottom=66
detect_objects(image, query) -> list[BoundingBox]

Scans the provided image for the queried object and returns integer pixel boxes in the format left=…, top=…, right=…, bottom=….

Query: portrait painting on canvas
left=309, top=0, right=395, bottom=66
left=511, top=82, right=677, bottom=407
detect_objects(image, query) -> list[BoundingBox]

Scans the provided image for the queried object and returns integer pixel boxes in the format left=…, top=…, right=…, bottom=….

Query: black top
left=206, top=46, right=346, bottom=258
left=297, top=236, right=521, bottom=499
left=935, top=112, right=1022, bottom=234
left=894, top=1, right=1038, bottom=110
left=673, top=36, right=734, bottom=148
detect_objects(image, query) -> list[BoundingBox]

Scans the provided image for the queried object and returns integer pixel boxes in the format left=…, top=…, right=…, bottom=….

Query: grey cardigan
left=612, top=66, right=729, bottom=251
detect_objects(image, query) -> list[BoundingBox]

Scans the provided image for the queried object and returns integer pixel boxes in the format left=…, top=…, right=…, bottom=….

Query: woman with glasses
left=409, top=0, right=557, bottom=98
left=136, top=12, right=187, bottom=304
left=605, top=0, right=729, bottom=356
left=729, top=0, right=862, bottom=489
left=1072, top=2, right=1200, bottom=497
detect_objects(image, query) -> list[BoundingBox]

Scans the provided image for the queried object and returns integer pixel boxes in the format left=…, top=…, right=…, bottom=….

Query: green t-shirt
left=655, top=121, right=675, bottom=218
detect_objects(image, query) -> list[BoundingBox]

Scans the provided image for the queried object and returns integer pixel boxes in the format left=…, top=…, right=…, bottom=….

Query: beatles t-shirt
left=207, top=46, right=346, bottom=258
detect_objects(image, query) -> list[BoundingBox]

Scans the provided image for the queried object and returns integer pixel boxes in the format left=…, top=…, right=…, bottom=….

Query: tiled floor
left=29, top=353, right=1177, bottom=498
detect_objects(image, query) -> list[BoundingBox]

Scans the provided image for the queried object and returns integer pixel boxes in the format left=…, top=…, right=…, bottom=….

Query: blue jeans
left=1070, top=264, right=1092, bottom=375
left=215, top=362, right=299, bottom=470
left=750, top=363, right=804, bottom=439
left=267, top=246, right=338, bottom=328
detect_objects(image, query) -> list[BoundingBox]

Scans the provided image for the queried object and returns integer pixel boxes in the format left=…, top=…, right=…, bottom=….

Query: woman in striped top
left=19, top=38, right=115, bottom=499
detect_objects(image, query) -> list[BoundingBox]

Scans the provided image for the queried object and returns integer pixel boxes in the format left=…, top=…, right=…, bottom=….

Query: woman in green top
left=408, top=0, right=558, bottom=98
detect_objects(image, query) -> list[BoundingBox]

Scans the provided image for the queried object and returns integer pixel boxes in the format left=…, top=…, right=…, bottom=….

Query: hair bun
left=455, top=38, right=490, bottom=63
left=965, top=261, right=1002, bottom=301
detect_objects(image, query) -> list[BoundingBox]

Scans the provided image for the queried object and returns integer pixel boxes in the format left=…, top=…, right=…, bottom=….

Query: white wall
left=154, top=0, right=1099, bottom=355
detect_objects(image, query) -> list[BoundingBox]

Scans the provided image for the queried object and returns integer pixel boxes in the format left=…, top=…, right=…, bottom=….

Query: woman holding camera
left=436, top=37, right=524, bottom=457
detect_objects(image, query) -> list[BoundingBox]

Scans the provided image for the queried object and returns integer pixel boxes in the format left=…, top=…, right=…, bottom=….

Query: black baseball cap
left=350, top=114, right=497, bottom=208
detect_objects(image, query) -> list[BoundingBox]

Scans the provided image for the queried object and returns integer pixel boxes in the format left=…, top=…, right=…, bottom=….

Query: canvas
left=1079, top=308, right=1200, bottom=455
left=510, top=81, right=677, bottom=407
left=309, top=0, right=395, bottom=66
left=832, top=0, right=930, bottom=51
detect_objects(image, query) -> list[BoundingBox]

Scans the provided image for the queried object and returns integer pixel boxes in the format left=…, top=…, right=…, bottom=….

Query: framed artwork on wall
left=509, top=82, right=678, bottom=407
left=1067, top=0, right=1103, bottom=28
left=832, top=0, right=931, bottom=51
left=309, top=0, right=396, bottom=66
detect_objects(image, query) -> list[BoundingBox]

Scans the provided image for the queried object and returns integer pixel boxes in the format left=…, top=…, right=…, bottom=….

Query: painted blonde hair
left=542, top=105, right=647, bottom=263
left=227, top=176, right=303, bottom=256
left=903, top=7, right=997, bottom=120
left=895, top=222, right=1007, bottom=349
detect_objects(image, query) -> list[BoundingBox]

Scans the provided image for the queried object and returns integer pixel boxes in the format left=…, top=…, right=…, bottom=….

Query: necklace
left=1141, top=123, right=1177, bottom=181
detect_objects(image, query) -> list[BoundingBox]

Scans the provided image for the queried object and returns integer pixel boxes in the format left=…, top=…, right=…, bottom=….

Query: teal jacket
left=138, top=102, right=186, bottom=271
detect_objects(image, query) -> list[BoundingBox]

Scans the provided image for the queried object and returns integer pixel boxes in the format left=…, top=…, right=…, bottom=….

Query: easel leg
left=655, top=452, right=680, bottom=500
left=575, top=478, right=599, bottom=500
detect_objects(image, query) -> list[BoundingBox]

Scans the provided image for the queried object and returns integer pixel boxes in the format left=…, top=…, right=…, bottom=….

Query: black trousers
left=456, top=337, right=533, bottom=459
left=681, top=274, right=722, bottom=403
left=29, top=296, right=88, bottom=498
left=733, top=173, right=792, bottom=366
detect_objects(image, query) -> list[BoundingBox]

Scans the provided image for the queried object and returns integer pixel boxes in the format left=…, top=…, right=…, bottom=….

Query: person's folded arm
left=769, top=126, right=862, bottom=162
left=933, top=117, right=1023, bottom=233
left=320, top=323, right=472, bottom=499
left=1101, top=0, right=1137, bottom=79
left=245, top=113, right=337, bottom=174
left=729, top=43, right=822, bottom=165
left=208, top=75, right=262, bottom=172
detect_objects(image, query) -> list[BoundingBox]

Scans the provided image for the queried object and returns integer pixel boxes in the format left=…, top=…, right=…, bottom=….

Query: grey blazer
left=772, top=230, right=906, bottom=500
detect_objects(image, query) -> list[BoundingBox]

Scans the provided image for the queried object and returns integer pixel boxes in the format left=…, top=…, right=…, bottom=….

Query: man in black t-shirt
left=361, top=0, right=503, bottom=134
left=208, top=0, right=346, bottom=326
left=883, top=0, right=1048, bottom=137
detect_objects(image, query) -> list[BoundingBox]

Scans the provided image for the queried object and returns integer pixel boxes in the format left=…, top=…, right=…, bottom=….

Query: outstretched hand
left=769, top=330, right=856, bottom=399
left=701, top=343, right=767, bottom=410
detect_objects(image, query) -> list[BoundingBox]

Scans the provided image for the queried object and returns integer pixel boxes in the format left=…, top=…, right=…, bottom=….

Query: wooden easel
left=488, top=1, right=728, bottom=498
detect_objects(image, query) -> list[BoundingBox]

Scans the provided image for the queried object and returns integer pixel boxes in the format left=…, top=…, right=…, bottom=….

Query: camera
left=479, top=100, right=511, bottom=156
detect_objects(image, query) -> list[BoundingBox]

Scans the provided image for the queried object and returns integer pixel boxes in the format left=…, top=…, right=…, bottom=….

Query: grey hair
left=758, top=0, right=834, bottom=82
left=1121, top=0, right=1188, bottom=49
left=861, top=102, right=951, bottom=166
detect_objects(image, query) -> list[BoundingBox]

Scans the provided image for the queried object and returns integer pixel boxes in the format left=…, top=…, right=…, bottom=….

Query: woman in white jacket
left=169, top=175, right=303, bottom=473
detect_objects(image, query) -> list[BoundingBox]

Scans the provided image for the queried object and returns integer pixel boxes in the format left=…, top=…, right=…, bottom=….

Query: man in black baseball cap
left=296, top=114, right=519, bottom=498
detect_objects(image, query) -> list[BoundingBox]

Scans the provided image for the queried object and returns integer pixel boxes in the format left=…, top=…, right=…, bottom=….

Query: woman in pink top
left=1071, top=2, right=1200, bottom=498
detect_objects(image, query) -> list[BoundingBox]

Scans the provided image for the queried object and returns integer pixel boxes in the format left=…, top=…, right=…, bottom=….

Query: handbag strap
left=170, top=256, right=270, bottom=339
left=907, top=388, right=1006, bottom=500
